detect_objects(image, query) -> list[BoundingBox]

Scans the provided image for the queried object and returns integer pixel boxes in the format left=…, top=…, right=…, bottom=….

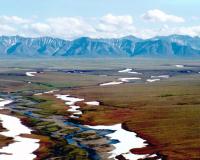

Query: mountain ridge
left=0, top=35, right=200, bottom=57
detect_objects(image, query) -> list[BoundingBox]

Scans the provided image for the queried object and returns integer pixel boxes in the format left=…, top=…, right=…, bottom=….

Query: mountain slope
left=0, top=35, right=199, bottom=57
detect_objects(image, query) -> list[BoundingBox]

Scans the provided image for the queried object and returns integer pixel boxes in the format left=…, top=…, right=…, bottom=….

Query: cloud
left=0, top=15, right=30, bottom=24
left=135, top=25, right=200, bottom=39
left=23, top=23, right=52, bottom=36
left=100, top=14, right=133, bottom=25
left=46, top=17, right=96, bottom=39
left=177, top=26, right=200, bottom=36
left=95, top=14, right=136, bottom=38
left=0, top=14, right=199, bottom=39
left=142, top=9, right=185, bottom=23
left=0, top=24, right=16, bottom=35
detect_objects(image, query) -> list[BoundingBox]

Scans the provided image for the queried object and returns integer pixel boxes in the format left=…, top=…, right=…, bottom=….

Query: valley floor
left=0, top=58, right=199, bottom=160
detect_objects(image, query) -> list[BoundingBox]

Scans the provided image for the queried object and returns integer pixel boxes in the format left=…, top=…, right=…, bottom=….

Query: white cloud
left=100, top=14, right=133, bottom=25
left=0, top=15, right=30, bottom=24
left=26, top=23, right=52, bottom=36
left=0, top=24, right=16, bottom=35
left=142, top=9, right=185, bottom=23
left=136, top=25, right=200, bottom=39
left=46, top=17, right=96, bottom=39
left=95, top=14, right=136, bottom=38
left=0, top=14, right=199, bottom=39
left=177, top=26, right=200, bottom=36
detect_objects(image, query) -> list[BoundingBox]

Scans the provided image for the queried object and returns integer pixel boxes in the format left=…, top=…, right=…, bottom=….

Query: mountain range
left=0, top=35, right=200, bottom=57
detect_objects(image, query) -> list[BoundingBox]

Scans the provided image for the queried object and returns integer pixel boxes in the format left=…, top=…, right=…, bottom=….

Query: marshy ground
left=0, top=58, right=199, bottom=160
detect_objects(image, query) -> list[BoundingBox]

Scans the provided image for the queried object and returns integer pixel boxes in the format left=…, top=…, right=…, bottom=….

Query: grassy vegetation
left=22, top=96, right=91, bottom=160
left=64, top=79, right=200, bottom=159
left=0, top=59, right=200, bottom=159
left=0, top=58, right=200, bottom=70
left=0, top=69, right=117, bottom=92
left=29, top=94, right=69, bottom=117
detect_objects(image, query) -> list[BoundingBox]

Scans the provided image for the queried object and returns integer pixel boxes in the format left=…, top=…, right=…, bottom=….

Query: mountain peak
left=0, top=35, right=199, bottom=57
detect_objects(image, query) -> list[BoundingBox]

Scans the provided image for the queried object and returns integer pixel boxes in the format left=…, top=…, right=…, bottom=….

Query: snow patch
left=0, top=99, right=40, bottom=160
left=151, top=75, right=170, bottom=78
left=34, top=93, right=43, bottom=96
left=26, top=72, right=37, bottom=77
left=86, top=123, right=154, bottom=160
left=118, top=77, right=141, bottom=82
left=118, top=68, right=132, bottom=73
left=85, top=101, right=100, bottom=106
left=100, top=81, right=123, bottom=86
left=44, top=90, right=59, bottom=94
left=0, top=100, right=13, bottom=109
left=118, top=68, right=142, bottom=75
left=175, top=65, right=184, bottom=68
left=146, top=79, right=160, bottom=82
left=128, top=71, right=142, bottom=75
left=55, top=94, right=84, bottom=118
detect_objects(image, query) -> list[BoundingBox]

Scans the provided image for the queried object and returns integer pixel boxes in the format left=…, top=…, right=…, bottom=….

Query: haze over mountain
left=0, top=35, right=200, bottom=58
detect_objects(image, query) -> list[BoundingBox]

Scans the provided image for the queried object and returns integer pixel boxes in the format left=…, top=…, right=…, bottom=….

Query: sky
left=0, top=0, right=199, bottom=39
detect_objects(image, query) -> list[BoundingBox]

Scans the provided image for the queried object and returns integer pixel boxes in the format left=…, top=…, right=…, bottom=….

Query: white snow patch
left=118, top=68, right=132, bottom=73
left=34, top=90, right=59, bottom=96
left=118, top=68, right=142, bottom=75
left=175, top=65, right=184, bottom=68
left=0, top=100, right=13, bottom=109
left=55, top=94, right=84, bottom=118
left=85, top=101, right=100, bottom=106
left=55, top=95, right=84, bottom=105
left=86, top=124, right=152, bottom=160
left=67, top=105, right=80, bottom=112
left=151, top=75, right=170, bottom=79
left=146, top=79, right=160, bottom=82
left=128, top=71, right=142, bottom=75
left=119, top=77, right=141, bottom=82
left=0, top=100, right=40, bottom=160
left=100, top=81, right=123, bottom=86
left=73, top=111, right=83, bottom=115
left=34, top=93, right=43, bottom=96
left=26, top=72, right=37, bottom=77
left=44, top=90, right=59, bottom=94
left=69, top=115, right=79, bottom=119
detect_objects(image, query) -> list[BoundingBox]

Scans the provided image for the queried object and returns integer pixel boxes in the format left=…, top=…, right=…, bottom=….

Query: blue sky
left=0, top=0, right=199, bottom=39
